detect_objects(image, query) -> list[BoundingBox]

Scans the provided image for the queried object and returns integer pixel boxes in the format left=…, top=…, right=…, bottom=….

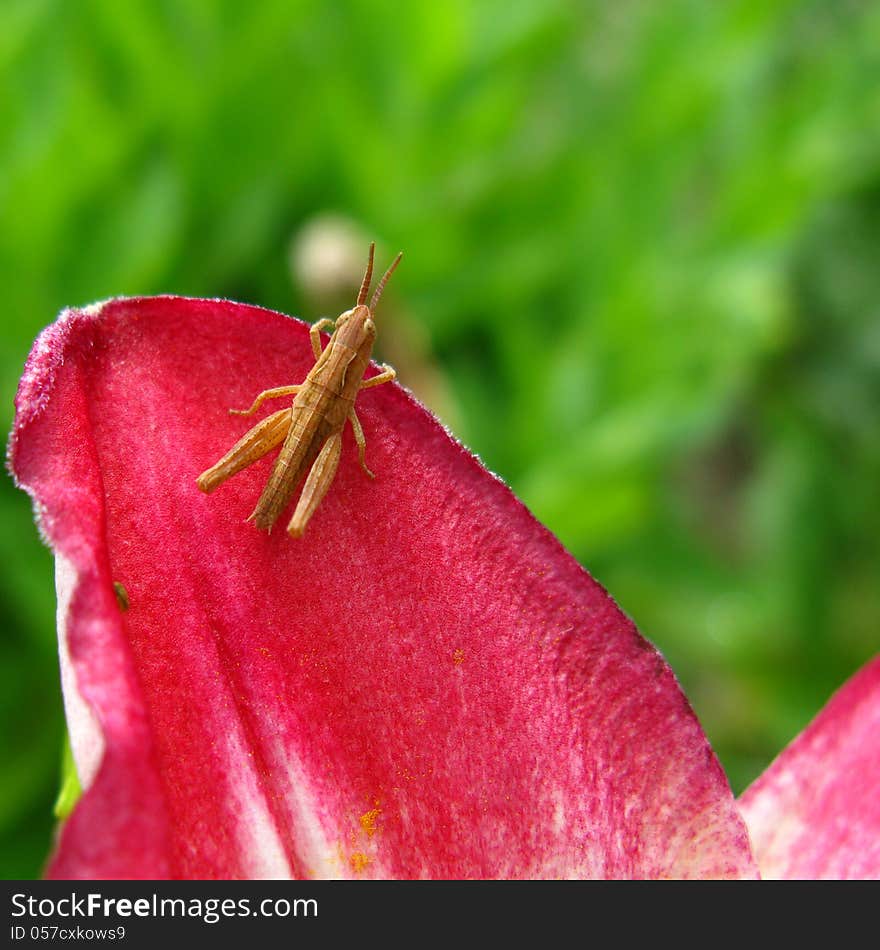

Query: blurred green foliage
left=2, top=0, right=879, bottom=877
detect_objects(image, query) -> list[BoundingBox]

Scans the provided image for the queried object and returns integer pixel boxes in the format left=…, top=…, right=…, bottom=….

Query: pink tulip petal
left=9, top=296, right=757, bottom=879
left=739, top=656, right=880, bottom=879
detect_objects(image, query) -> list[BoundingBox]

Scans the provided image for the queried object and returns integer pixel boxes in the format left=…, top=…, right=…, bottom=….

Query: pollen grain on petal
left=359, top=804, right=381, bottom=839
left=349, top=851, right=371, bottom=874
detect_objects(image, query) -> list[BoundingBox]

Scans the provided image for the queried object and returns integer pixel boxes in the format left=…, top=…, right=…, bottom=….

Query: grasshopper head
left=331, top=243, right=403, bottom=348
left=333, top=304, right=376, bottom=349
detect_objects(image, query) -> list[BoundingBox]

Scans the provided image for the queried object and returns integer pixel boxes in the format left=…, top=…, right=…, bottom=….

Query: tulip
left=9, top=297, right=877, bottom=879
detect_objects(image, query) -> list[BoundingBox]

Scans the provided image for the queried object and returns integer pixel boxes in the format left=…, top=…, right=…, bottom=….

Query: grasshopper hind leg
left=287, top=433, right=343, bottom=537
left=197, top=407, right=292, bottom=494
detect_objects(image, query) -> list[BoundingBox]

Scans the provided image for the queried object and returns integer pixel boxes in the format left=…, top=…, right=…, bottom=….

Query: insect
left=196, top=242, right=401, bottom=537
left=113, top=581, right=130, bottom=612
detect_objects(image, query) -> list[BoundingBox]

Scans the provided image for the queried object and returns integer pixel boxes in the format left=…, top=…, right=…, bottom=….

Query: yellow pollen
left=350, top=852, right=371, bottom=874
left=360, top=806, right=381, bottom=838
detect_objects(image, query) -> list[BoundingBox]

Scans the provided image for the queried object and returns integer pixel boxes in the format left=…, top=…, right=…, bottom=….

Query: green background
left=2, top=0, right=878, bottom=878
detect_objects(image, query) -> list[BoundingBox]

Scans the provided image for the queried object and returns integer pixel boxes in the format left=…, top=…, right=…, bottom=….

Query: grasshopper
left=196, top=243, right=401, bottom=537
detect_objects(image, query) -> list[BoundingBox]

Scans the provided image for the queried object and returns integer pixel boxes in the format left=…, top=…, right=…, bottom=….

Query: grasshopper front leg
left=229, top=385, right=302, bottom=416
left=287, top=432, right=343, bottom=538
left=359, top=364, right=396, bottom=389
left=310, top=318, right=335, bottom=360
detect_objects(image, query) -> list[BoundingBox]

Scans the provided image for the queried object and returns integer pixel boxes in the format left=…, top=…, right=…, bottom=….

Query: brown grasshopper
left=196, top=243, right=401, bottom=537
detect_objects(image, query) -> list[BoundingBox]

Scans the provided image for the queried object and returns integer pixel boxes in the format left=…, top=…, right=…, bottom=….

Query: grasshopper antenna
left=357, top=242, right=376, bottom=306
left=369, top=252, right=403, bottom=311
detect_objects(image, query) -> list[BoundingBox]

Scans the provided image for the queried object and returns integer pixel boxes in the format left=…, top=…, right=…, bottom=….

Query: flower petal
left=9, top=296, right=757, bottom=879
left=739, top=656, right=880, bottom=879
